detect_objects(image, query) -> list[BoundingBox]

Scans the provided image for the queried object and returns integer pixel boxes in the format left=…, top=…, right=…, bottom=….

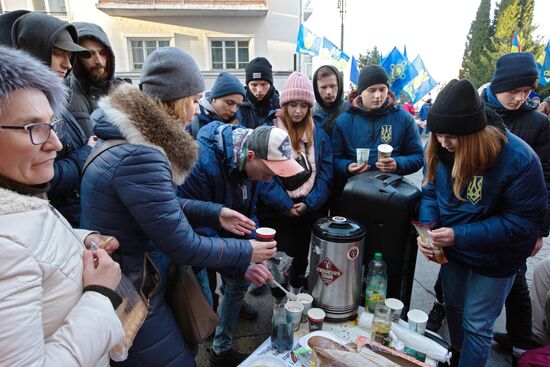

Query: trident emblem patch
left=381, top=125, right=392, bottom=143
left=466, top=176, right=483, bottom=205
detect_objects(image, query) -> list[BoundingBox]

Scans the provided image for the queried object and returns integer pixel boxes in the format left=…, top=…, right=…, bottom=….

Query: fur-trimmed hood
left=0, top=187, right=48, bottom=216
left=96, top=83, right=198, bottom=185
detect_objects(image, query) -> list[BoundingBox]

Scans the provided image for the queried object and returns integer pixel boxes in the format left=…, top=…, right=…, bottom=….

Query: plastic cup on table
left=407, top=309, right=429, bottom=335
left=285, top=301, right=304, bottom=331
left=296, top=293, right=313, bottom=323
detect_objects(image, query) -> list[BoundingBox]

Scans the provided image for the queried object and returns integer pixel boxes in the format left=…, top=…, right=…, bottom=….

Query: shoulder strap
left=82, top=139, right=127, bottom=176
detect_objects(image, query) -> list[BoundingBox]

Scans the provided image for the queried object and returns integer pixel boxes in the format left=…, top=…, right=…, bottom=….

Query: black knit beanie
left=427, top=79, right=487, bottom=136
left=246, top=57, right=273, bottom=85
left=490, top=52, right=538, bottom=93
left=357, top=65, right=389, bottom=94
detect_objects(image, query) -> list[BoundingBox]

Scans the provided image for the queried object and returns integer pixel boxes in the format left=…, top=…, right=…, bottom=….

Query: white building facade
left=1, top=0, right=310, bottom=89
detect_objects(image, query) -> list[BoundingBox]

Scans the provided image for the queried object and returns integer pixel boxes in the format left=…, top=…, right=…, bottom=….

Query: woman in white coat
left=0, top=46, right=124, bottom=366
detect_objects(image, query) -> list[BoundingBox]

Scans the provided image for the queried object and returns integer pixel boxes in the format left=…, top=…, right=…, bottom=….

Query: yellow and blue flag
left=296, top=24, right=322, bottom=56
left=350, top=56, right=360, bottom=85
left=403, top=56, right=438, bottom=104
left=539, top=41, right=550, bottom=86
left=380, top=46, right=418, bottom=96
left=511, top=33, right=521, bottom=53
left=320, top=37, right=350, bottom=72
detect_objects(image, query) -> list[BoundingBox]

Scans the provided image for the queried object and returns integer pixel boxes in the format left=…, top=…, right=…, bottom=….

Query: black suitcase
left=338, top=171, right=421, bottom=311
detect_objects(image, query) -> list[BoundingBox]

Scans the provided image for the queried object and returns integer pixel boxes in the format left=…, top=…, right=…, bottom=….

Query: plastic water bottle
left=365, top=252, right=387, bottom=313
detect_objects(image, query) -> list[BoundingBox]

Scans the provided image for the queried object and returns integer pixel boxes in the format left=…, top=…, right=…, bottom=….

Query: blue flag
left=296, top=24, right=322, bottom=56
left=539, top=41, right=550, bottom=86
left=350, top=56, right=360, bottom=85
left=320, top=37, right=350, bottom=71
left=380, top=47, right=418, bottom=96
left=403, top=56, right=438, bottom=104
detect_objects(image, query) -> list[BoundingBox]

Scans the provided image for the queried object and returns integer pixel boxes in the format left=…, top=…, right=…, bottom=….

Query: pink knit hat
left=280, top=71, right=315, bottom=107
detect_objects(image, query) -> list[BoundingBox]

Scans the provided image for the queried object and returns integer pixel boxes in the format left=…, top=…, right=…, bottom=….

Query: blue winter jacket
left=418, top=131, right=547, bottom=278
left=419, top=103, right=431, bottom=121
left=332, top=97, right=424, bottom=178
left=257, top=117, right=333, bottom=219
left=313, top=100, right=350, bottom=138
left=79, top=85, right=252, bottom=366
left=237, top=86, right=280, bottom=129
left=188, top=91, right=240, bottom=139
left=48, top=109, right=91, bottom=227
left=178, top=121, right=259, bottom=240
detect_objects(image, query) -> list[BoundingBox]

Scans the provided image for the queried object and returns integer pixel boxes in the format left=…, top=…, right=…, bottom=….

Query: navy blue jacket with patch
left=418, top=131, right=547, bottom=277
left=332, top=98, right=423, bottom=178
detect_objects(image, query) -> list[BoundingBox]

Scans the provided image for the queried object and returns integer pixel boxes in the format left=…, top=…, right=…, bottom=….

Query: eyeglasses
left=0, top=120, right=62, bottom=145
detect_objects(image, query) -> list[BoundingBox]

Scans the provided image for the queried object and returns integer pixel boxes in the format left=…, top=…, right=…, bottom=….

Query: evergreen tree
left=491, top=0, right=543, bottom=61
left=357, top=46, right=381, bottom=71
left=459, top=0, right=493, bottom=88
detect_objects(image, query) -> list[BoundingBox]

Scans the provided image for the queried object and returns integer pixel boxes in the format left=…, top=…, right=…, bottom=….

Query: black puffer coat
left=482, top=91, right=550, bottom=237
left=68, top=22, right=119, bottom=137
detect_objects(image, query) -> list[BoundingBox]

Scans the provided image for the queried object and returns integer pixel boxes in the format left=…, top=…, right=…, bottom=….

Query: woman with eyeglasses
left=0, top=47, right=124, bottom=366
left=0, top=11, right=99, bottom=227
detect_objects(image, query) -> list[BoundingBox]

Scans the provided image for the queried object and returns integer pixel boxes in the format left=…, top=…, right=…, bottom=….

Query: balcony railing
left=96, top=0, right=268, bottom=17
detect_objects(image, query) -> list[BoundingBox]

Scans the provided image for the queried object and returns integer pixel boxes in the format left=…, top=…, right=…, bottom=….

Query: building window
left=3, top=0, right=66, bottom=14
left=130, top=39, right=170, bottom=70
left=211, top=40, right=249, bottom=70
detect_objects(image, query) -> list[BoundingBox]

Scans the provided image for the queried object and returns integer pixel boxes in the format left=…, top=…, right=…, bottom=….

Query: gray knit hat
left=0, top=45, right=67, bottom=117
left=139, top=47, right=204, bottom=102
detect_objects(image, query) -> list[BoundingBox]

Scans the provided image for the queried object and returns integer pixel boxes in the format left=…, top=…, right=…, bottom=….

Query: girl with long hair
left=417, top=79, right=547, bottom=366
left=258, top=72, right=333, bottom=293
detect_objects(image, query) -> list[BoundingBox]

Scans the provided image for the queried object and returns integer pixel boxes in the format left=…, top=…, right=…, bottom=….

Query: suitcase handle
left=374, top=173, right=403, bottom=187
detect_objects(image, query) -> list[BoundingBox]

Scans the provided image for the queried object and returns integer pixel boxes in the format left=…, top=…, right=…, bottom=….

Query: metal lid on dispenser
left=312, top=216, right=365, bottom=243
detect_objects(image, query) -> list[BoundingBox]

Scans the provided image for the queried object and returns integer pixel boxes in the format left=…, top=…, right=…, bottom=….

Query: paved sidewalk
left=196, top=138, right=549, bottom=366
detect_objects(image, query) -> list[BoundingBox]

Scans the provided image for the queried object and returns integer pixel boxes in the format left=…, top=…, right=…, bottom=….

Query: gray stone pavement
left=196, top=136, right=550, bottom=366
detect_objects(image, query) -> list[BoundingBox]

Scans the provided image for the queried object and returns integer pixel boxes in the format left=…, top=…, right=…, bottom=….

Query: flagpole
left=338, top=0, right=345, bottom=50
left=298, top=0, right=303, bottom=72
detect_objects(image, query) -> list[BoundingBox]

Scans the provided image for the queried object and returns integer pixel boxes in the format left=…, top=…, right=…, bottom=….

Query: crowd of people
left=0, top=10, right=549, bottom=367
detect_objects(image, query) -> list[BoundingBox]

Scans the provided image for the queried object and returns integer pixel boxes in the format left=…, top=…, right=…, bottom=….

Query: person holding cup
left=80, top=47, right=278, bottom=367
left=257, top=71, right=333, bottom=295
left=179, top=124, right=305, bottom=366
left=332, top=64, right=423, bottom=182
left=417, top=79, right=547, bottom=367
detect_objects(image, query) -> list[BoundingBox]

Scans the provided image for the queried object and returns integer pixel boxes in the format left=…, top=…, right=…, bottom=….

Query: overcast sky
left=306, top=0, right=550, bottom=84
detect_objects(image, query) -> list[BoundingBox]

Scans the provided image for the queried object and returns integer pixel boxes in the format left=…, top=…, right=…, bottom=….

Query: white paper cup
left=377, top=144, right=393, bottom=160
left=296, top=293, right=313, bottom=323
left=285, top=301, right=304, bottom=331
left=407, top=309, right=429, bottom=335
left=385, top=298, right=404, bottom=323
left=356, top=148, right=370, bottom=164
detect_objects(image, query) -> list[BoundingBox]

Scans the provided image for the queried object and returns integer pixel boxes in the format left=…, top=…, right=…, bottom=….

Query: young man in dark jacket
left=237, top=57, right=280, bottom=129
left=68, top=22, right=120, bottom=137
left=482, top=52, right=550, bottom=360
left=0, top=11, right=96, bottom=227
left=189, top=71, right=245, bottom=138
left=312, top=64, right=350, bottom=137
left=332, top=64, right=423, bottom=185
left=179, top=124, right=303, bottom=366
